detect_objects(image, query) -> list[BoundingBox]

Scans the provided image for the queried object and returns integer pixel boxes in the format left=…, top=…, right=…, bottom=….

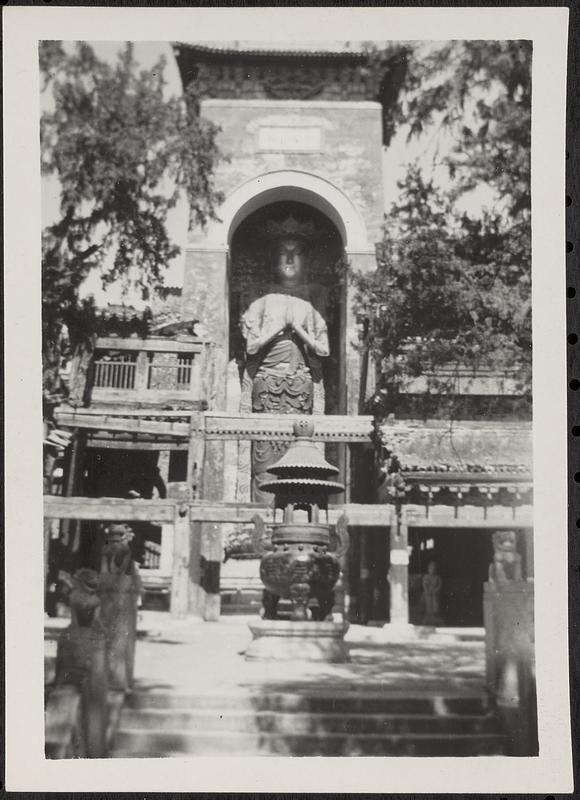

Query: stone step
left=220, top=603, right=263, bottom=615
left=119, top=708, right=500, bottom=735
left=126, top=690, right=492, bottom=716
left=110, top=728, right=505, bottom=757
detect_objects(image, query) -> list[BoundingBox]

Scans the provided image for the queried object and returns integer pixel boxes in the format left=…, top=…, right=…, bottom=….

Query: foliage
left=357, top=41, right=532, bottom=411
left=40, top=41, right=223, bottom=399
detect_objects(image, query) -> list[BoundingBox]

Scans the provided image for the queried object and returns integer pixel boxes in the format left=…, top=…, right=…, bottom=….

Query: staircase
left=109, top=690, right=506, bottom=757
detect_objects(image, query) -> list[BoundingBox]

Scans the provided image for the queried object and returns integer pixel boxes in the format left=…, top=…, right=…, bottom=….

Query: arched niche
left=228, top=199, right=346, bottom=417
left=200, top=169, right=371, bottom=255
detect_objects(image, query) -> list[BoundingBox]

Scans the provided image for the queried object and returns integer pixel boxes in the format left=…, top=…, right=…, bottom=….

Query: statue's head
left=492, top=530, right=517, bottom=552
left=73, top=568, right=99, bottom=594
left=273, top=236, right=308, bottom=288
left=106, top=522, right=133, bottom=544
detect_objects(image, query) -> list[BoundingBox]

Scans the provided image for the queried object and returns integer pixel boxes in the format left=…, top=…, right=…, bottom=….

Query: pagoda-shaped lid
left=260, top=419, right=345, bottom=497
left=269, top=419, right=340, bottom=477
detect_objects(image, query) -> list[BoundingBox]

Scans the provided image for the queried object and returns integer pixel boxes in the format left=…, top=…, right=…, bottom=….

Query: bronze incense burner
left=257, top=418, right=348, bottom=622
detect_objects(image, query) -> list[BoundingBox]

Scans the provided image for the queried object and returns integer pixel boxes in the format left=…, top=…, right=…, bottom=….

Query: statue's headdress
left=261, top=216, right=319, bottom=243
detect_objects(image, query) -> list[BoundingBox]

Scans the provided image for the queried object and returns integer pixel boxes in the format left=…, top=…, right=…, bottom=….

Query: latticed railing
left=86, top=337, right=206, bottom=402
left=93, top=354, right=137, bottom=389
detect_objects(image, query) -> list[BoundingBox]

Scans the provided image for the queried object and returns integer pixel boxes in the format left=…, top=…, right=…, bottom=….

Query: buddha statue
left=240, top=231, right=329, bottom=502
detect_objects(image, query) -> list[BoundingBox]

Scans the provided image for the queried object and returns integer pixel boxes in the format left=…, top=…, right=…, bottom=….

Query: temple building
left=48, top=42, right=533, bottom=629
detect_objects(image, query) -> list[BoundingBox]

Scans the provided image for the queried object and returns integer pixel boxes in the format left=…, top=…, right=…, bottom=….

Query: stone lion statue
left=489, top=530, right=523, bottom=583
left=62, top=568, right=103, bottom=630
left=100, top=523, right=135, bottom=575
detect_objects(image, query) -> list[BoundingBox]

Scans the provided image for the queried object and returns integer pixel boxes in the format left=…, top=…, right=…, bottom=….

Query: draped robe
left=240, top=289, right=329, bottom=502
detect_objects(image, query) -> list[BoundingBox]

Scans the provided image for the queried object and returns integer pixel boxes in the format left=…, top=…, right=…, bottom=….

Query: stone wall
left=191, top=99, right=384, bottom=247
left=182, top=99, right=383, bottom=418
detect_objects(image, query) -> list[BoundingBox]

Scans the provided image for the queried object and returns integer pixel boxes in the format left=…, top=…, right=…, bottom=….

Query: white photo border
left=3, top=5, right=572, bottom=793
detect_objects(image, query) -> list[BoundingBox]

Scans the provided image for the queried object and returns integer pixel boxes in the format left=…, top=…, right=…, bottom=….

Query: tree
left=357, top=41, right=532, bottom=413
left=40, top=41, right=223, bottom=403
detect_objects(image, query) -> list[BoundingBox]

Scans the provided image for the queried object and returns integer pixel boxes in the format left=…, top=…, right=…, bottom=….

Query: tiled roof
left=379, top=420, right=533, bottom=476
left=174, top=42, right=369, bottom=59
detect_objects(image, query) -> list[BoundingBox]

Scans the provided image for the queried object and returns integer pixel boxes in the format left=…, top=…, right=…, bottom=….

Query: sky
left=41, top=40, right=496, bottom=309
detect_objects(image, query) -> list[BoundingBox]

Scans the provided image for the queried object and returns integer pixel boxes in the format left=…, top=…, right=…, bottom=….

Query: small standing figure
left=422, top=560, right=443, bottom=626
left=489, top=530, right=523, bottom=582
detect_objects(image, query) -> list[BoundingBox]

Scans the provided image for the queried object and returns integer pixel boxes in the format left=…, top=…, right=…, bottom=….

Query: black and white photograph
left=4, top=5, right=572, bottom=794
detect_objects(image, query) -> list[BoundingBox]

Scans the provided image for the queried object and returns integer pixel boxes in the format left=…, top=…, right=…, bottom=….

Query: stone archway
left=181, top=168, right=377, bottom=511
left=198, top=169, right=373, bottom=256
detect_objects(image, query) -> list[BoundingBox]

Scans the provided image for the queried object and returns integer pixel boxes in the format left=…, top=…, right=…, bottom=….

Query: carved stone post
left=170, top=505, right=192, bottom=617
left=99, top=574, right=140, bottom=690
left=98, top=524, right=141, bottom=690
left=483, top=531, right=537, bottom=755
left=55, top=569, right=108, bottom=758
left=483, top=580, right=537, bottom=755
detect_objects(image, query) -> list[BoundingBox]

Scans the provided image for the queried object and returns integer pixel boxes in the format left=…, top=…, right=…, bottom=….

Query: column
left=157, top=450, right=173, bottom=576
left=523, top=527, right=534, bottom=581
left=343, top=251, right=376, bottom=520
left=182, top=246, right=229, bottom=620
left=61, top=429, right=86, bottom=564
left=170, top=506, right=191, bottom=618
left=134, top=350, right=149, bottom=392
left=344, top=250, right=376, bottom=416
left=388, top=507, right=410, bottom=626
left=358, top=530, right=371, bottom=624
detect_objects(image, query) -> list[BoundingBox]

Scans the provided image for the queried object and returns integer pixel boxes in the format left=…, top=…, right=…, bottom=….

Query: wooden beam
left=197, top=412, right=374, bottom=442
left=90, top=389, right=202, bottom=406
left=404, top=472, right=532, bottom=485
left=54, top=410, right=373, bottom=444
left=43, top=495, right=532, bottom=529
left=96, top=336, right=204, bottom=354
left=86, top=438, right=188, bottom=451
left=55, top=413, right=190, bottom=438
left=405, top=503, right=533, bottom=528
left=61, top=407, right=193, bottom=418
left=185, top=502, right=391, bottom=526
left=43, top=496, right=177, bottom=522
left=188, top=502, right=274, bottom=523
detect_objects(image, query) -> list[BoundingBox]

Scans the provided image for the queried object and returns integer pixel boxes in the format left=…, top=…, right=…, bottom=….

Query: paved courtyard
left=125, top=612, right=486, bottom=698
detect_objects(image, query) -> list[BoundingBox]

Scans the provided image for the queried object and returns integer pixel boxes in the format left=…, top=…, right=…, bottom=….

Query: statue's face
left=274, top=238, right=307, bottom=285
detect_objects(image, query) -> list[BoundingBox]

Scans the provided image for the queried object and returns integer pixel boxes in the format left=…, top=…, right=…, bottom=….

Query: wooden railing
left=93, top=355, right=137, bottom=390
left=53, top=410, right=375, bottom=443
left=89, top=336, right=207, bottom=405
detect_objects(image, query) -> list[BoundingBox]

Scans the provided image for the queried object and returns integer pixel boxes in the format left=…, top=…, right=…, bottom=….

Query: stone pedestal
left=55, top=626, right=108, bottom=758
left=483, top=580, right=537, bottom=756
left=99, top=573, right=140, bottom=691
left=245, top=620, right=350, bottom=662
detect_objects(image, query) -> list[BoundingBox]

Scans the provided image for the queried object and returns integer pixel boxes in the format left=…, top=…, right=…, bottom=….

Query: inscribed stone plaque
left=258, top=126, right=321, bottom=152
